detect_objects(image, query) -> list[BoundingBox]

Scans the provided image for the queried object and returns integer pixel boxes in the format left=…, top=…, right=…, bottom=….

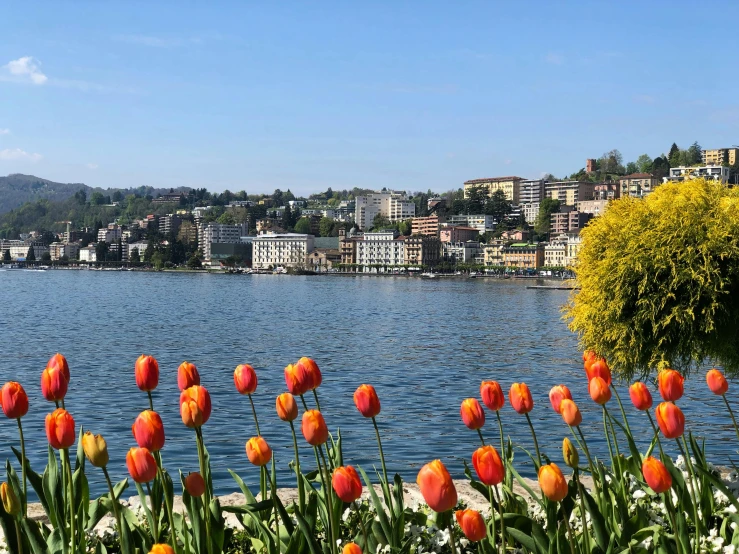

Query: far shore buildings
left=354, top=190, right=416, bottom=230
left=199, top=222, right=249, bottom=266
left=665, top=165, right=730, bottom=184
left=252, top=233, right=315, bottom=269
left=702, top=147, right=739, bottom=166
left=355, top=230, right=405, bottom=268
left=463, top=176, right=524, bottom=203
left=619, top=173, right=659, bottom=198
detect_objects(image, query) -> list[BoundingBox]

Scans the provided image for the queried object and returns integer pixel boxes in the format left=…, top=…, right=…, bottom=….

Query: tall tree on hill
left=26, top=246, right=35, bottom=262
left=3, top=249, right=11, bottom=263
left=282, top=204, right=293, bottom=230
left=599, top=149, right=625, bottom=176
left=294, top=217, right=312, bottom=234
left=466, top=185, right=489, bottom=214
left=668, top=143, right=680, bottom=166
left=652, top=156, right=670, bottom=180
left=688, top=141, right=703, bottom=165
left=636, top=154, right=653, bottom=173
left=485, top=189, right=512, bottom=223
left=535, top=198, right=560, bottom=239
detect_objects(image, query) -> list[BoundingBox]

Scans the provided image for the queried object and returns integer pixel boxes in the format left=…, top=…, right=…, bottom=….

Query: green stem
left=248, top=394, right=261, bottom=436
left=195, top=428, right=213, bottom=554
left=601, top=408, right=615, bottom=465
left=156, top=455, right=178, bottom=552
left=372, top=416, right=394, bottom=516
left=488, top=485, right=497, bottom=552
left=610, top=385, right=632, bottom=435
left=312, top=389, right=322, bottom=412
left=477, top=429, right=486, bottom=446
left=145, top=481, right=159, bottom=540
left=447, top=520, right=458, bottom=554
left=63, top=449, right=76, bottom=553
left=495, top=411, right=505, bottom=460
left=103, top=466, right=126, bottom=553
left=677, top=438, right=701, bottom=541
left=359, top=515, right=370, bottom=551
left=493, top=485, right=506, bottom=553
left=288, top=421, right=305, bottom=513
left=575, top=472, right=590, bottom=554
left=300, top=395, right=309, bottom=411
left=723, top=395, right=739, bottom=444
left=562, top=506, right=577, bottom=554
left=147, top=391, right=154, bottom=411
left=646, top=411, right=666, bottom=459
left=267, top=465, right=281, bottom=554
left=604, top=407, right=627, bottom=503
left=663, top=492, right=680, bottom=552
left=17, top=418, right=27, bottom=517
left=317, top=448, right=337, bottom=554
left=524, top=412, right=541, bottom=467
left=14, top=519, right=23, bottom=554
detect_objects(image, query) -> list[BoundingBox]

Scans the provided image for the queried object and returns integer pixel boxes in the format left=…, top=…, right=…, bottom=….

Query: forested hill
left=0, top=174, right=92, bottom=214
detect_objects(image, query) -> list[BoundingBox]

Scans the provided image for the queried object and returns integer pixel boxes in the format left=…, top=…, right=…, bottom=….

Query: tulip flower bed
left=2, top=353, right=739, bottom=554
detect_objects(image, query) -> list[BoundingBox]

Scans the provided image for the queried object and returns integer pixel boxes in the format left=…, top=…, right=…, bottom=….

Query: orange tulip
left=471, top=445, right=504, bottom=486
left=246, top=436, right=272, bottom=466
left=588, top=376, right=611, bottom=405
left=47, top=353, right=70, bottom=383
left=655, top=402, right=685, bottom=439
left=455, top=509, right=487, bottom=542
left=45, top=408, right=75, bottom=450
left=82, top=432, right=109, bottom=467
left=559, top=399, right=582, bottom=427
left=416, top=459, right=457, bottom=512
left=549, top=385, right=572, bottom=413
left=177, top=362, right=200, bottom=392
left=460, top=398, right=485, bottom=430
left=332, top=465, right=362, bottom=503
left=234, top=364, right=258, bottom=395
left=132, top=410, right=166, bottom=451
left=149, top=545, right=175, bottom=554
left=276, top=393, right=298, bottom=421
left=1, top=382, right=29, bottom=419
left=284, top=363, right=309, bottom=396
left=509, top=383, right=534, bottom=414
left=706, top=369, right=729, bottom=396
left=629, top=382, right=653, bottom=411
left=126, top=447, right=157, bottom=483
left=585, top=358, right=611, bottom=385
left=343, top=543, right=362, bottom=554
left=301, top=409, right=329, bottom=446
left=135, top=355, right=159, bottom=392
left=297, top=357, right=322, bottom=391
left=538, top=463, right=568, bottom=502
left=583, top=350, right=597, bottom=365
left=480, top=380, right=505, bottom=411
left=41, top=365, right=68, bottom=402
left=642, top=456, right=672, bottom=493
left=180, top=385, right=212, bottom=428
left=184, top=472, right=206, bottom=497
left=658, top=369, right=684, bottom=402
left=353, top=384, right=381, bottom=418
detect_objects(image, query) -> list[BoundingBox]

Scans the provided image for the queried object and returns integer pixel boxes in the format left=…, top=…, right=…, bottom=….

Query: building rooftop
left=620, top=173, right=655, bottom=179
left=464, top=176, right=524, bottom=185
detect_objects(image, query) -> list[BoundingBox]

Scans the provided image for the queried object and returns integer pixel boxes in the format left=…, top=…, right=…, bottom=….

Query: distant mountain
left=0, top=174, right=91, bottom=214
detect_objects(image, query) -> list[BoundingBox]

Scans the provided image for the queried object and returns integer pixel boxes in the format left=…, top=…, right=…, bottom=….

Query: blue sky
left=1, top=1, right=737, bottom=195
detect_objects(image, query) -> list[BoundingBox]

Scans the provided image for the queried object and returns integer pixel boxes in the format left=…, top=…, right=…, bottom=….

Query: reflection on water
left=0, top=271, right=734, bottom=496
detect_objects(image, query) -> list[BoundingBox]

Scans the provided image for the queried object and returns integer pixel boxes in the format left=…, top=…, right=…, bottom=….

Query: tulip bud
left=559, top=399, right=582, bottom=427
left=658, top=369, right=684, bottom=402
left=562, top=437, right=579, bottom=469
left=276, top=393, right=298, bottom=422
left=706, top=369, right=729, bottom=396
left=234, top=364, right=258, bottom=395
left=343, top=543, right=362, bottom=554
left=585, top=358, right=611, bottom=385
left=459, top=397, right=485, bottom=430
left=416, top=460, right=457, bottom=512
left=655, top=402, right=685, bottom=439
left=126, top=447, right=158, bottom=483
left=177, top=362, right=200, bottom=392
left=184, top=472, right=206, bottom=497
left=149, top=544, right=176, bottom=554
left=538, top=463, right=568, bottom=502
left=629, top=382, right=653, bottom=411
left=642, top=456, right=672, bottom=493
left=45, top=408, right=76, bottom=450
left=588, top=376, right=611, bottom=405
left=82, top=431, right=109, bottom=467
left=1, top=382, right=29, bottom=420
left=480, top=380, right=505, bottom=411
left=353, top=384, right=381, bottom=418
left=47, top=353, right=71, bottom=382
left=583, top=350, right=597, bottom=365
left=246, top=436, right=273, bottom=466
left=509, top=383, right=534, bottom=414
left=179, top=385, right=212, bottom=428
left=0, top=482, right=20, bottom=517
left=471, top=445, right=504, bottom=486
left=296, top=357, right=322, bottom=391
left=41, top=366, right=68, bottom=402
left=549, top=385, right=572, bottom=413
left=135, top=355, right=159, bottom=392
left=284, top=363, right=309, bottom=396
left=454, top=509, right=486, bottom=542
left=132, top=410, right=166, bottom=452
left=332, top=465, right=363, bottom=503
left=301, top=410, right=329, bottom=446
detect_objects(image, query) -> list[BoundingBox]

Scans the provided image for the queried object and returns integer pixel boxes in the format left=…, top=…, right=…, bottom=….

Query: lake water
left=0, top=270, right=735, bottom=497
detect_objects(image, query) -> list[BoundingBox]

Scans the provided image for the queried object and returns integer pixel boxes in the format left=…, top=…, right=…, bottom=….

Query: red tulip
left=246, top=436, right=272, bottom=466
left=135, top=355, right=159, bottom=392
left=480, top=380, right=505, bottom=411
left=559, top=399, right=582, bottom=427
left=455, top=509, right=486, bottom=542
left=234, top=364, right=258, bottom=395
left=184, top=472, right=205, bottom=497
left=180, top=385, right=212, bottom=428
left=132, top=410, right=165, bottom=451
left=471, top=445, right=504, bottom=486
left=177, top=362, right=200, bottom=392
left=416, top=460, right=457, bottom=512
left=45, top=408, right=75, bottom=450
left=629, top=382, right=653, bottom=411
left=538, top=463, right=568, bottom=502
left=549, top=385, right=572, bottom=413
left=353, top=384, right=381, bottom=418
left=460, top=398, right=485, bottom=430
left=297, top=357, right=322, bottom=391
left=343, top=543, right=362, bottom=554
left=301, top=409, right=328, bottom=446
left=332, top=465, right=362, bottom=503
left=658, top=369, right=684, bottom=402
left=1, top=382, right=29, bottom=419
left=706, top=369, right=728, bottom=396
left=276, top=393, right=298, bottom=422
left=588, top=376, right=611, bottom=405
left=655, top=402, right=685, bottom=439
left=126, top=447, right=157, bottom=483
left=585, top=358, right=611, bottom=385
left=509, top=383, right=533, bottom=414
left=284, top=363, right=309, bottom=396
left=642, top=456, right=672, bottom=493
left=47, top=353, right=70, bottom=383
left=41, top=366, right=68, bottom=402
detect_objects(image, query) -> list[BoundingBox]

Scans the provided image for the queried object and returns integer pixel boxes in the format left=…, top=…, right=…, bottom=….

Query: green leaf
left=583, top=486, right=609, bottom=552
left=357, top=465, right=392, bottom=544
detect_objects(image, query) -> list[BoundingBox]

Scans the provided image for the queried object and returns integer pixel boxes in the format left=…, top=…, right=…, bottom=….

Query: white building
left=127, top=241, right=150, bottom=261
left=544, top=238, right=567, bottom=268
left=98, top=225, right=122, bottom=243
left=79, top=246, right=97, bottom=262
left=1, top=240, right=49, bottom=261
left=444, top=214, right=496, bottom=234
left=442, top=241, right=482, bottom=264
left=252, top=233, right=314, bottom=269
left=519, top=179, right=546, bottom=204
left=354, top=190, right=415, bottom=230
left=199, top=222, right=249, bottom=264
left=49, top=242, right=80, bottom=261
left=565, top=233, right=583, bottom=267
left=665, top=165, right=730, bottom=183
left=355, top=231, right=405, bottom=269
left=521, top=203, right=540, bottom=225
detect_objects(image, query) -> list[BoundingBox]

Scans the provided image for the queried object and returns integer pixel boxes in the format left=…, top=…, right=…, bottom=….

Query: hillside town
left=1, top=146, right=736, bottom=274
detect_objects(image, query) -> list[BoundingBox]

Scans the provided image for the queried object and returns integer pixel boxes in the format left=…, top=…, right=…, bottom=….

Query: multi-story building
left=439, top=226, right=479, bottom=243
left=159, top=214, right=182, bottom=236
left=354, top=190, right=416, bottom=230
left=98, top=225, right=122, bottom=244
left=338, top=228, right=362, bottom=266
left=127, top=241, right=150, bottom=261
left=463, top=176, right=524, bottom=203
left=702, top=148, right=739, bottom=167
left=544, top=241, right=567, bottom=268
left=593, top=183, right=620, bottom=201
left=411, top=215, right=445, bottom=236
left=200, top=222, right=249, bottom=264
left=1, top=240, right=50, bottom=261
left=519, top=179, right=546, bottom=204
left=442, top=241, right=481, bottom=264
left=545, top=181, right=595, bottom=206
left=577, top=200, right=609, bottom=217
left=252, top=233, right=314, bottom=269
left=502, top=243, right=544, bottom=269
left=444, top=214, right=496, bottom=234
left=49, top=242, right=80, bottom=261
left=666, top=165, right=730, bottom=184
left=619, top=173, right=660, bottom=198
left=565, top=233, right=583, bottom=267
left=522, top=203, right=540, bottom=225
left=355, top=231, right=406, bottom=269
left=79, top=246, right=97, bottom=262
left=551, top=210, right=592, bottom=235
left=483, top=243, right=505, bottom=267
left=152, top=192, right=184, bottom=205
left=404, top=236, right=441, bottom=267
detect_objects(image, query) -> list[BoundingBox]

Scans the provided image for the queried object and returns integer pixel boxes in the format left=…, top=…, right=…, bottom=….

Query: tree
left=282, top=204, right=293, bottom=230
left=599, top=149, right=625, bottom=175
left=95, top=242, right=108, bottom=261
left=485, top=190, right=512, bottom=223
left=217, top=212, right=236, bottom=225
left=636, top=154, right=653, bottom=173
left=688, top=141, right=702, bottom=165
left=112, top=191, right=123, bottom=203
left=371, top=213, right=392, bottom=230
left=41, top=252, right=52, bottom=263
left=26, top=246, right=35, bottom=262
left=90, top=192, right=105, bottom=206
left=319, top=217, right=335, bottom=237
left=566, top=178, right=739, bottom=379
left=74, top=189, right=87, bottom=205
left=187, top=255, right=202, bottom=269
left=466, top=185, right=489, bottom=214
left=294, top=217, right=312, bottom=234
left=625, top=162, right=638, bottom=175
left=397, top=219, right=412, bottom=236
left=668, top=143, right=680, bottom=166
left=652, top=156, right=670, bottom=180
left=534, top=198, right=560, bottom=237
left=144, top=241, right=155, bottom=263
left=2, top=249, right=10, bottom=263
left=130, top=248, right=140, bottom=263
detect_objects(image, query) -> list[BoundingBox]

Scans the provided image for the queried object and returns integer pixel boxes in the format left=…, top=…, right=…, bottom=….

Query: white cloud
left=0, top=129, right=9, bottom=135
left=86, top=163, right=98, bottom=169
left=0, top=148, right=42, bottom=162
left=545, top=52, right=564, bottom=65
left=3, top=56, right=47, bottom=84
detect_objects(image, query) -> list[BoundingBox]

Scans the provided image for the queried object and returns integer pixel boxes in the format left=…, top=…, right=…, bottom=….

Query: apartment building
left=98, top=225, right=122, bottom=243
left=666, top=165, right=730, bottom=183
left=404, top=236, right=441, bottom=267
left=439, top=226, right=479, bottom=243
left=544, top=241, right=566, bottom=268
left=442, top=241, right=481, bottom=264
left=551, top=210, right=592, bottom=235
left=159, top=214, right=182, bottom=236
left=79, top=246, right=97, bottom=262
left=577, top=200, right=609, bottom=217
left=545, top=181, right=595, bottom=206
left=354, top=190, right=416, bottom=230
left=593, top=183, right=620, bottom=201
left=411, top=214, right=445, bottom=236
left=619, top=173, right=659, bottom=198
left=521, top=203, right=540, bottom=225
left=49, top=242, right=80, bottom=261
left=519, top=179, right=547, bottom=204
left=0, top=240, right=50, bottom=261
left=355, top=231, right=405, bottom=269
left=463, top=176, right=524, bottom=203
left=444, top=214, right=496, bottom=234
left=702, top=148, right=739, bottom=167
left=502, top=243, right=544, bottom=269
left=483, top=243, right=505, bottom=267
left=338, top=228, right=361, bottom=265
left=566, top=234, right=583, bottom=266
left=200, top=222, right=249, bottom=264
left=252, top=233, right=315, bottom=269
